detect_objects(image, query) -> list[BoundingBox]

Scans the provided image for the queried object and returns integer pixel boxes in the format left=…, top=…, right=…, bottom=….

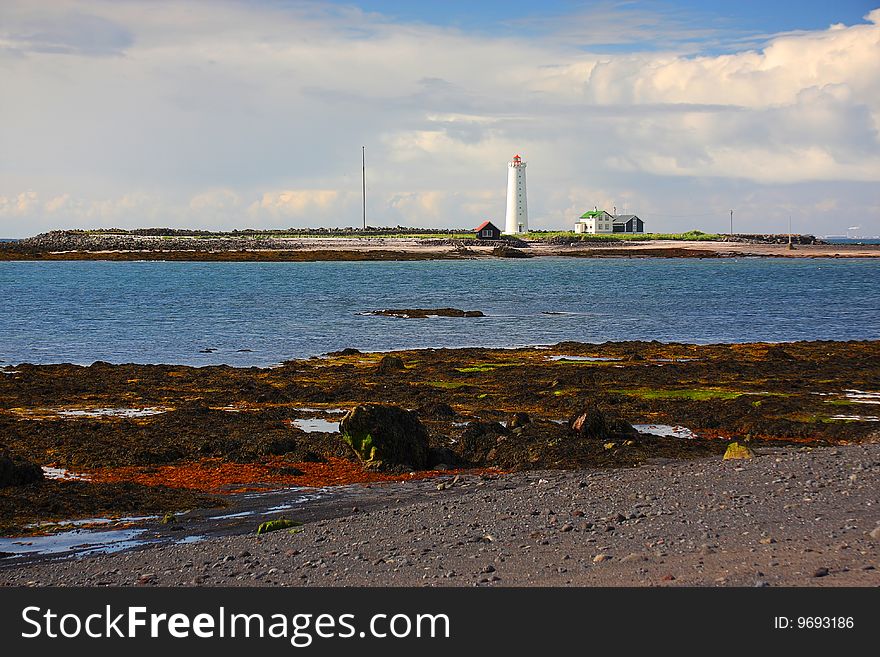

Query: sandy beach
left=2, top=443, right=877, bottom=587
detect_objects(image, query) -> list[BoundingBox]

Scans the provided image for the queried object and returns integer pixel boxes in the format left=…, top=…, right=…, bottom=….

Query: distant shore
left=2, top=230, right=879, bottom=261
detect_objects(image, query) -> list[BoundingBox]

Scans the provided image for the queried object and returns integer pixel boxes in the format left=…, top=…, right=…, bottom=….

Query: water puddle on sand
left=56, top=407, right=167, bottom=418
left=41, top=466, right=90, bottom=481
left=547, top=355, right=621, bottom=362
left=829, top=415, right=880, bottom=422
left=0, top=529, right=147, bottom=559
left=26, top=515, right=158, bottom=530
left=2, top=487, right=331, bottom=564
left=290, top=418, right=340, bottom=433
left=265, top=491, right=326, bottom=512
left=175, top=535, right=206, bottom=545
left=295, top=407, right=347, bottom=415
left=633, top=424, right=699, bottom=439
left=206, top=511, right=256, bottom=521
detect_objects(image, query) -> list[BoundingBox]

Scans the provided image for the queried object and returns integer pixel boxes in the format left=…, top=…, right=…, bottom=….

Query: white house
left=574, top=209, right=614, bottom=234
left=574, top=209, right=645, bottom=234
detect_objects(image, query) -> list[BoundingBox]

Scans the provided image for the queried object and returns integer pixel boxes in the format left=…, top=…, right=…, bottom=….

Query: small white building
left=574, top=209, right=644, bottom=234
left=574, top=209, right=615, bottom=234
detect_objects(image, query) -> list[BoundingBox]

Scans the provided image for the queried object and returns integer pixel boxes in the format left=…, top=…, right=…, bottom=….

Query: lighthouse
left=504, top=154, right=528, bottom=234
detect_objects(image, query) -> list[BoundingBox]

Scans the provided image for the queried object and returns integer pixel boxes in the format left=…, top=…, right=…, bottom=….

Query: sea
left=0, top=258, right=878, bottom=367
left=823, top=238, right=880, bottom=245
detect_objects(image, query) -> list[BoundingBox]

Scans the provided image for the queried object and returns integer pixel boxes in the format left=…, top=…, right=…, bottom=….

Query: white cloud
left=0, top=1, right=878, bottom=237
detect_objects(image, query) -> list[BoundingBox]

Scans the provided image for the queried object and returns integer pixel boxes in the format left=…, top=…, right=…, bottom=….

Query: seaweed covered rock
left=569, top=407, right=638, bottom=441
left=376, top=355, right=406, bottom=374
left=339, top=404, right=429, bottom=471
left=492, top=245, right=533, bottom=258
left=507, top=412, right=532, bottom=429
left=417, top=402, right=457, bottom=419
left=427, top=446, right=460, bottom=470
left=458, top=421, right=509, bottom=464
left=0, top=453, right=44, bottom=488
left=723, top=441, right=755, bottom=460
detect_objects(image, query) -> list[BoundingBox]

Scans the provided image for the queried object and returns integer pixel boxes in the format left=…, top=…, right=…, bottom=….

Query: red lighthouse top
left=513, top=154, right=521, bottom=163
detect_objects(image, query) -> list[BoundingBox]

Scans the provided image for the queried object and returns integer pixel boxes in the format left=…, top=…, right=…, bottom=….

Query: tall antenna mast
left=729, top=209, right=733, bottom=236
left=362, top=146, right=366, bottom=230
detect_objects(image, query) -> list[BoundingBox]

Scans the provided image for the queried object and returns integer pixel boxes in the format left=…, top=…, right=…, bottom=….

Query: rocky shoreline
left=2, top=443, right=877, bottom=586
left=1, top=340, right=878, bottom=541
left=2, top=230, right=875, bottom=261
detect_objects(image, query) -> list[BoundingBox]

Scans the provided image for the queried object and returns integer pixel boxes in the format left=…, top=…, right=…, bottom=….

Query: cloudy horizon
left=1, top=0, right=879, bottom=238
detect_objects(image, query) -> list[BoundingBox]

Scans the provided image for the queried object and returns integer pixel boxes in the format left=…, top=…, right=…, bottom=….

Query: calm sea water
left=824, top=238, right=880, bottom=244
left=0, top=258, right=877, bottom=366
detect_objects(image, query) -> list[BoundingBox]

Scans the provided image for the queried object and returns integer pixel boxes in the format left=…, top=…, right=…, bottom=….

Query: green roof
left=579, top=210, right=608, bottom=219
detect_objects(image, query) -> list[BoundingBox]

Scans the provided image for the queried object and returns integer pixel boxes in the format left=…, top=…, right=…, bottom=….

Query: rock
left=256, top=518, right=302, bottom=535
left=458, top=421, right=509, bottom=465
left=593, top=554, right=609, bottom=563
left=492, top=245, right=533, bottom=258
left=370, top=308, right=484, bottom=318
left=427, top=446, right=460, bottom=469
left=813, top=567, right=830, bottom=578
left=568, top=407, right=638, bottom=441
left=507, top=412, right=531, bottom=429
left=0, top=453, right=44, bottom=488
left=339, top=404, right=430, bottom=470
left=869, top=527, right=880, bottom=541
left=417, top=402, right=457, bottom=419
left=723, top=442, right=755, bottom=460
left=376, top=355, right=406, bottom=374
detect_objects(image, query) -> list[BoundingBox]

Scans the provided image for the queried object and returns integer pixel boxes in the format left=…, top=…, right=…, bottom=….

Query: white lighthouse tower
left=504, top=154, right=528, bottom=234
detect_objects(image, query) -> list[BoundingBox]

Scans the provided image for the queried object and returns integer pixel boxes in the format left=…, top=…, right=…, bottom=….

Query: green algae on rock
left=339, top=405, right=429, bottom=471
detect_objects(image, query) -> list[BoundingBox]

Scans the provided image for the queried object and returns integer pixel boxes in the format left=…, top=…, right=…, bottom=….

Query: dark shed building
left=612, top=215, right=644, bottom=233
left=474, top=220, right=502, bottom=240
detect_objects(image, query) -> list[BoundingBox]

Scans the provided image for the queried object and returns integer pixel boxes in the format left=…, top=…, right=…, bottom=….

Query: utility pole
left=729, top=209, right=733, bottom=236
left=362, top=146, right=366, bottom=230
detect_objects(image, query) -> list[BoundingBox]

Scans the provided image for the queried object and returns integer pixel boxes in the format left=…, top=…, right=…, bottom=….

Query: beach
left=2, top=443, right=877, bottom=587
left=1, top=339, right=879, bottom=584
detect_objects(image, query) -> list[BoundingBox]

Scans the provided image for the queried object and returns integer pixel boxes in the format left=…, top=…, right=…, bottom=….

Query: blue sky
left=1, top=1, right=879, bottom=237
left=342, top=0, right=877, bottom=44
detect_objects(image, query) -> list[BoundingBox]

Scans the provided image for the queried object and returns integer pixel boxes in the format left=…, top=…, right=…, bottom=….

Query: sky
left=1, top=0, right=879, bottom=237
